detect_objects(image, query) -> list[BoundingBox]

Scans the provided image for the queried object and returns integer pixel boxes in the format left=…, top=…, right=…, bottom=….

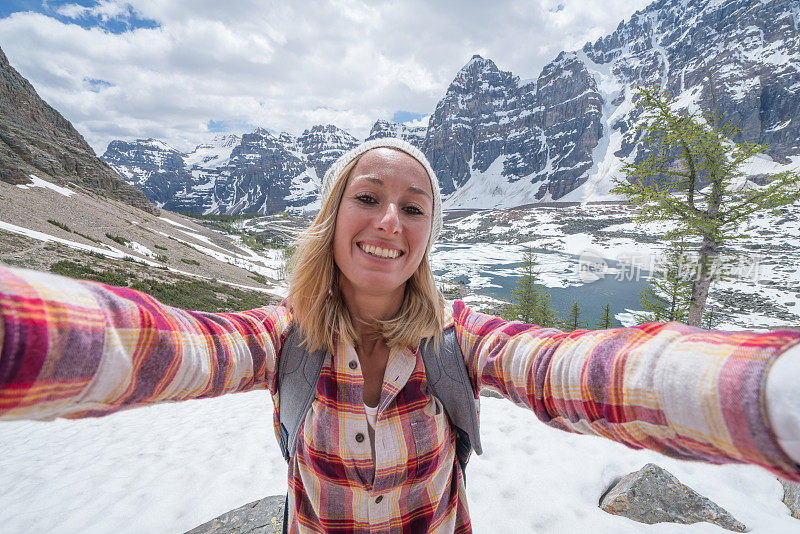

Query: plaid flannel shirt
left=1, top=264, right=799, bottom=533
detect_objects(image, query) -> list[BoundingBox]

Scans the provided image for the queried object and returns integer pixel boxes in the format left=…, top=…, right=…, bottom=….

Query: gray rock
left=599, top=463, right=746, bottom=532
left=781, top=479, right=800, bottom=520
left=185, top=494, right=285, bottom=534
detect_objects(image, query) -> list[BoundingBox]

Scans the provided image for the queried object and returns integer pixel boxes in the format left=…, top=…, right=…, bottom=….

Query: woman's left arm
left=451, top=300, right=800, bottom=482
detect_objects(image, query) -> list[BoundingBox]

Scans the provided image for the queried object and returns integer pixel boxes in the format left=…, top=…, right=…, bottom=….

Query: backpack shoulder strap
left=277, top=324, right=327, bottom=461
left=420, top=325, right=483, bottom=468
left=277, top=323, right=482, bottom=467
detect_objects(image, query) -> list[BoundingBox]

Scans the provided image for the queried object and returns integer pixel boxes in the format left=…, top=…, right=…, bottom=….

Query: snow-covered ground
left=0, top=392, right=796, bottom=533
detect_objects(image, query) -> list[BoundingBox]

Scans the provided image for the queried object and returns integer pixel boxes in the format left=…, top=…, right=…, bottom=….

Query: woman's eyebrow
left=407, top=185, right=432, bottom=200
left=353, top=175, right=432, bottom=199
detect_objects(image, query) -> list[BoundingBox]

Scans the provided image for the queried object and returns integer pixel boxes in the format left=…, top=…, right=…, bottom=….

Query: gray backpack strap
left=277, top=324, right=327, bottom=461
left=420, top=325, right=482, bottom=469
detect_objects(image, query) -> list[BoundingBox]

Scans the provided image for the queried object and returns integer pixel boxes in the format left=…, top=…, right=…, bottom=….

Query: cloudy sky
left=0, top=0, right=651, bottom=154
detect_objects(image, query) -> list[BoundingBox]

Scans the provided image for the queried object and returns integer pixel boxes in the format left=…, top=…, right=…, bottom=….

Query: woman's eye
left=355, top=194, right=377, bottom=204
left=404, top=205, right=424, bottom=216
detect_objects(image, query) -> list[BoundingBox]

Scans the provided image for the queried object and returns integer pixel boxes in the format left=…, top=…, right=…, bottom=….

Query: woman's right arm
left=0, top=264, right=292, bottom=421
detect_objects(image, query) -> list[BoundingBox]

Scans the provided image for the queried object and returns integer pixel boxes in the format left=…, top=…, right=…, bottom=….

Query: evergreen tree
left=562, top=301, right=587, bottom=331
left=503, top=247, right=559, bottom=327
left=701, top=303, right=721, bottom=330
left=595, top=304, right=613, bottom=329
left=635, top=237, right=693, bottom=323
left=611, top=83, right=800, bottom=326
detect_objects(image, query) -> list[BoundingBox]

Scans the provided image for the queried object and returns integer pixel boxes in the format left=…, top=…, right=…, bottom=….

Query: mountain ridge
left=100, top=0, right=800, bottom=214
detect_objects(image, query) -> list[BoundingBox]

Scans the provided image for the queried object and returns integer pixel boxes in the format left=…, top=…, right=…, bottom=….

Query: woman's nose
left=376, top=203, right=400, bottom=233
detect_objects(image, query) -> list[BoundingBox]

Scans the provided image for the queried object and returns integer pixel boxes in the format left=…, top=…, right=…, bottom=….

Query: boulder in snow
left=599, top=463, right=746, bottom=532
left=782, top=479, right=800, bottom=520
left=184, top=494, right=284, bottom=534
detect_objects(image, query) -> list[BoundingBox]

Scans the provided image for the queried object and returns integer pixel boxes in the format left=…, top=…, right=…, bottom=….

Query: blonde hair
left=288, top=151, right=445, bottom=355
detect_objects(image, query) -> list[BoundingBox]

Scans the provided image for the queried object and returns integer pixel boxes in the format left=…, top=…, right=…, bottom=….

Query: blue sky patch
left=82, top=77, right=114, bottom=92
left=392, top=110, right=425, bottom=124
left=206, top=119, right=259, bottom=134
left=0, top=1, right=160, bottom=34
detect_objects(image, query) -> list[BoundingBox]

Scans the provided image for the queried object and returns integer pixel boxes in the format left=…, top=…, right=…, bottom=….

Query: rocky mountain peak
left=252, top=127, right=273, bottom=138
left=210, top=134, right=241, bottom=147
left=366, top=119, right=426, bottom=148
left=297, top=124, right=359, bottom=178
left=449, top=55, right=518, bottom=94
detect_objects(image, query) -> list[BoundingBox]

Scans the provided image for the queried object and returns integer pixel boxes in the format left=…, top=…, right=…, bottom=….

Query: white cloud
left=0, top=0, right=652, bottom=154
left=404, top=115, right=430, bottom=129
left=55, top=0, right=137, bottom=22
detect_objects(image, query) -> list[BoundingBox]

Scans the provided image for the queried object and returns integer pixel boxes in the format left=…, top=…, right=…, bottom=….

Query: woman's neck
left=339, top=277, right=404, bottom=349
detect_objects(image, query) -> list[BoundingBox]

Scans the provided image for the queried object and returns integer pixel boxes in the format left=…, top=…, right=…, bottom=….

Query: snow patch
left=16, top=175, right=75, bottom=197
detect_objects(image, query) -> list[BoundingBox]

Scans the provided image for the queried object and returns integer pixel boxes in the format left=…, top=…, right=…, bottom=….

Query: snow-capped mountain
left=103, top=0, right=800, bottom=215
left=184, top=134, right=241, bottom=169
left=104, top=123, right=387, bottom=214
left=422, top=53, right=604, bottom=206
left=427, top=0, right=799, bottom=208
left=366, top=119, right=426, bottom=148
left=296, top=124, right=360, bottom=180
left=102, top=138, right=193, bottom=209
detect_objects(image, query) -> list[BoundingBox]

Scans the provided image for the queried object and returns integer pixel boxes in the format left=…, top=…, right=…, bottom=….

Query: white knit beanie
left=321, top=137, right=442, bottom=250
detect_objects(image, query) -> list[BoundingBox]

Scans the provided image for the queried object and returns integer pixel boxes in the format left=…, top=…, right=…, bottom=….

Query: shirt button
left=355, top=433, right=365, bottom=443
left=349, top=360, right=358, bottom=370
left=375, top=495, right=383, bottom=504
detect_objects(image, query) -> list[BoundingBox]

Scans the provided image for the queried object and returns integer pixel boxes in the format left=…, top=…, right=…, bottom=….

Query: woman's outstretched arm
left=0, top=264, right=292, bottom=421
left=450, top=300, right=800, bottom=482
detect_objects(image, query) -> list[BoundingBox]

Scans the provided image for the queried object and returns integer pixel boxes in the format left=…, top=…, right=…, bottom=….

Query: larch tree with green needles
left=504, top=247, right=559, bottom=328
left=595, top=304, right=614, bottom=329
left=635, top=237, right=693, bottom=324
left=562, top=301, right=587, bottom=331
left=611, top=83, right=800, bottom=326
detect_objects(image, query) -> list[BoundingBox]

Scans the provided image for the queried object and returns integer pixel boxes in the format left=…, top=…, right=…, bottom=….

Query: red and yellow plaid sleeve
left=451, top=300, right=800, bottom=482
left=0, top=264, right=291, bottom=421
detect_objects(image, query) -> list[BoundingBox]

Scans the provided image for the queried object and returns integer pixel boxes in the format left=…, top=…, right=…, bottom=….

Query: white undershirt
left=364, top=403, right=378, bottom=430
left=766, top=342, right=800, bottom=464
left=364, top=403, right=378, bottom=462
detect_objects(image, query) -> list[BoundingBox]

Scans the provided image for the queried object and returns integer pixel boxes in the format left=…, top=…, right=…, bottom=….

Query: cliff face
left=422, top=54, right=604, bottom=204
left=0, top=46, right=157, bottom=214
left=582, top=0, right=800, bottom=163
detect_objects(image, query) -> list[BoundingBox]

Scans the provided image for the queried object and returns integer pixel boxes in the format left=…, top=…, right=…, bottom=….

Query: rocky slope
left=101, top=0, right=800, bottom=214
left=0, top=46, right=156, bottom=214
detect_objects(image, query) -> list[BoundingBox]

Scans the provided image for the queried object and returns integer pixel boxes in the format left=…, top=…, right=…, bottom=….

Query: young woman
left=0, top=137, right=799, bottom=533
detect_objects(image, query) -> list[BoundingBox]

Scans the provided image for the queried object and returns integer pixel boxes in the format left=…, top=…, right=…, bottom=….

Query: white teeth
left=360, top=243, right=400, bottom=259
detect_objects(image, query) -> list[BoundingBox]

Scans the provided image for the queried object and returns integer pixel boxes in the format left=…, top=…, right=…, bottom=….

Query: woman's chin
left=341, top=273, right=407, bottom=299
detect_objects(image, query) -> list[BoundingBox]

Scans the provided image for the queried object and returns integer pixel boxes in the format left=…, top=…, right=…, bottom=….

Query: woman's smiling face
left=333, top=148, right=433, bottom=303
